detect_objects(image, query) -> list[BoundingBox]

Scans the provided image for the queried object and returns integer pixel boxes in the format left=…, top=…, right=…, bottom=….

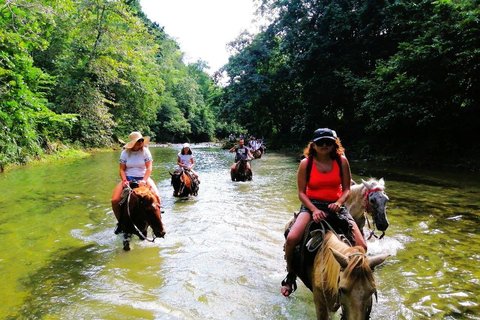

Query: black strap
left=306, top=156, right=343, bottom=184
left=306, top=156, right=314, bottom=184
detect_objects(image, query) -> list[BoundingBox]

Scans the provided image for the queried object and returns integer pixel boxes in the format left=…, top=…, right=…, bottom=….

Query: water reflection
left=0, top=145, right=479, bottom=319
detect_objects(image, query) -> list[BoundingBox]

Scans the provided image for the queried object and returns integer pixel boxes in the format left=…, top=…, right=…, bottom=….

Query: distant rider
left=229, top=139, right=253, bottom=173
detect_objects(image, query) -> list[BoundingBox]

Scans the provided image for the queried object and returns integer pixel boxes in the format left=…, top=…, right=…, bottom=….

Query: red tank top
left=306, top=159, right=342, bottom=201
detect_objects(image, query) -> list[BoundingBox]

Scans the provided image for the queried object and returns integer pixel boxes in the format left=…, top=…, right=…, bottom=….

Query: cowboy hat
left=124, top=131, right=150, bottom=149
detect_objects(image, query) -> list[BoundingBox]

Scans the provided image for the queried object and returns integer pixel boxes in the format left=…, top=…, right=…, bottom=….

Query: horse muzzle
left=153, top=229, right=166, bottom=238
left=374, top=211, right=389, bottom=232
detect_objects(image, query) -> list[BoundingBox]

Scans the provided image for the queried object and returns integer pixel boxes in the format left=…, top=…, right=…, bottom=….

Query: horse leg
left=313, top=289, right=330, bottom=320
left=123, top=233, right=132, bottom=251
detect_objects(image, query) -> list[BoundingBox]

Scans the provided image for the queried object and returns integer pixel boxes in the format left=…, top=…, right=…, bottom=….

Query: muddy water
left=1, top=144, right=479, bottom=319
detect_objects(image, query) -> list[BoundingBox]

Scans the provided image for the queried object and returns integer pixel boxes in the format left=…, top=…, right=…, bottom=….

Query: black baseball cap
left=312, top=128, right=337, bottom=142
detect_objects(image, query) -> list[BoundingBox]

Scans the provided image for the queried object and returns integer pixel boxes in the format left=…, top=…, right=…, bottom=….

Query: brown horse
left=231, top=158, right=252, bottom=181
left=120, top=183, right=165, bottom=251
left=345, top=178, right=389, bottom=238
left=310, top=232, right=389, bottom=319
left=252, top=149, right=262, bottom=159
left=170, top=167, right=199, bottom=197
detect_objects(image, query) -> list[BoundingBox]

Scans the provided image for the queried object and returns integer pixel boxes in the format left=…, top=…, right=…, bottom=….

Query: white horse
left=345, top=178, right=389, bottom=238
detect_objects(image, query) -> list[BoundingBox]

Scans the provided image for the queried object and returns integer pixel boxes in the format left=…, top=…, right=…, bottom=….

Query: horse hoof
left=123, top=241, right=130, bottom=251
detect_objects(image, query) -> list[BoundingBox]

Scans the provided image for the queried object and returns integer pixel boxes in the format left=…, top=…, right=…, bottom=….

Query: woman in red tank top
left=281, top=128, right=367, bottom=297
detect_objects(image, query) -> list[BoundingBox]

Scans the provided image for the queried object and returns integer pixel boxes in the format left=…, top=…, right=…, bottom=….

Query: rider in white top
left=119, top=148, right=153, bottom=178
left=111, top=131, right=162, bottom=234
left=177, top=143, right=199, bottom=179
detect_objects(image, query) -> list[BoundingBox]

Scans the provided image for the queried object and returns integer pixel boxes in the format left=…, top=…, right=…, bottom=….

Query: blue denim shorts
left=127, top=176, right=144, bottom=181
left=299, top=199, right=354, bottom=221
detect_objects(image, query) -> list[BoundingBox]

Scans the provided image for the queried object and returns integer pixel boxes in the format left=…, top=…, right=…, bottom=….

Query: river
left=1, top=144, right=479, bottom=319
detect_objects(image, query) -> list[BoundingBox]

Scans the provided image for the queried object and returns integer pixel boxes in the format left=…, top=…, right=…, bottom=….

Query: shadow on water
left=8, top=244, right=107, bottom=320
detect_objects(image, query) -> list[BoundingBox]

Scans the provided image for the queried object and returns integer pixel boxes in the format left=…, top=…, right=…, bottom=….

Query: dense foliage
left=0, top=0, right=225, bottom=169
left=222, top=0, right=480, bottom=166
left=2, top=0, right=479, bottom=170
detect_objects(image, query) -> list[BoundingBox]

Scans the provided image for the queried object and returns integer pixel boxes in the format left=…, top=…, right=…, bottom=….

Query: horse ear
left=368, top=253, right=390, bottom=270
left=362, top=179, right=374, bottom=190
left=379, top=178, right=385, bottom=188
left=330, top=248, right=349, bottom=269
left=169, top=172, right=173, bottom=176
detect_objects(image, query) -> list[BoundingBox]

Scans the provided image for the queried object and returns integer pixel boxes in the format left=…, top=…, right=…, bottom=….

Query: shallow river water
left=1, top=144, right=479, bottom=320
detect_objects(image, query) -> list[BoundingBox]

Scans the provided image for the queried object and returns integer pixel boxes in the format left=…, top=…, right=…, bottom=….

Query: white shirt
left=119, top=148, right=153, bottom=177
left=178, top=153, right=193, bottom=167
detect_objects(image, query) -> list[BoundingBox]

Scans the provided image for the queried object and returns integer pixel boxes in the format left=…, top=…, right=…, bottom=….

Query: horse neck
left=317, top=232, right=363, bottom=295
left=237, top=161, right=245, bottom=171
left=345, top=184, right=367, bottom=218
left=319, top=233, right=373, bottom=294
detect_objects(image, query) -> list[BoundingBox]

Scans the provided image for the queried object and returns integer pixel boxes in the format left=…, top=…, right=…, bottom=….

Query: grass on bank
left=0, top=147, right=110, bottom=173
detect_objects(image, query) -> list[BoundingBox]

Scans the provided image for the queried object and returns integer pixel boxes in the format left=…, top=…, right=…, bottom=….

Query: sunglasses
left=314, top=139, right=334, bottom=147
left=136, top=138, right=144, bottom=144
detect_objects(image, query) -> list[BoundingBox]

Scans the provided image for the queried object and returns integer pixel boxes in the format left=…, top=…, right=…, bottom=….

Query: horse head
left=330, top=247, right=390, bottom=320
left=128, top=186, right=165, bottom=238
left=170, top=168, right=184, bottom=197
left=362, top=178, right=389, bottom=232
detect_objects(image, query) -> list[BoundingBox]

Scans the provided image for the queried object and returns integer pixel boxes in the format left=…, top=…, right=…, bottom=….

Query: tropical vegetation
left=1, top=0, right=479, bottom=170
left=221, top=0, right=480, bottom=167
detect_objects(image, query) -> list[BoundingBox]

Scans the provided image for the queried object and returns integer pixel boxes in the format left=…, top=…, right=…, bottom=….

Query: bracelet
left=335, top=201, right=342, bottom=207
left=122, top=179, right=127, bottom=183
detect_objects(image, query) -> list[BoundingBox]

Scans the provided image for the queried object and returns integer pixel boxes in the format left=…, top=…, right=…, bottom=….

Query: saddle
left=285, top=213, right=354, bottom=291
left=182, top=169, right=199, bottom=195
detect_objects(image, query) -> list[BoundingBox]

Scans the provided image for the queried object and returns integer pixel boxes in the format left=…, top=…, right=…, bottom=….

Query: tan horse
left=310, top=232, right=389, bottom=320
left=345, top=178, right=389, bottom=238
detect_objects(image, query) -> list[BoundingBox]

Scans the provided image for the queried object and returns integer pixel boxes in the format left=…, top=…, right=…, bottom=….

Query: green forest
left=1, top=0, right=479, bottom=170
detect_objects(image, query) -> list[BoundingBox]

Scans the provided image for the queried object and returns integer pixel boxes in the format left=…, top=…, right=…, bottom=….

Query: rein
left=124, top=185, right=157, bottom=243
left=364, top=187, right=385, bottom=240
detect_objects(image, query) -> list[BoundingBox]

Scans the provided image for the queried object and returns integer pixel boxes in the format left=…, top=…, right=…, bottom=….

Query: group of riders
left=111, top=128, right=370, bottom=299
left=229, top=134, right=266, bottom=153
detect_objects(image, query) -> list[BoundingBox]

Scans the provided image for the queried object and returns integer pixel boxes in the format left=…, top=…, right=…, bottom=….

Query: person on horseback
left=281, top=128, right=367, bottom=297
left=111, top=131, right=162, bottom=234
left=177, top=143, right=200, bottom=182
left=229, top=138, right=253, bottom=173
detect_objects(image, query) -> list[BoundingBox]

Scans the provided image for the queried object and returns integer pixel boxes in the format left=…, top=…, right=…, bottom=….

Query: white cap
left=183, top=143, right=190, bottom=149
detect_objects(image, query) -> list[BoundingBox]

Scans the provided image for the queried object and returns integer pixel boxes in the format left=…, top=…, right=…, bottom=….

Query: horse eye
left=339, top=287, right=347, bottom=295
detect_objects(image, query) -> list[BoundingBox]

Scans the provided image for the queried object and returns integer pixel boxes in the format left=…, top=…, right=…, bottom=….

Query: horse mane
left=173, top=167, right=183, bottom=175
left=317, top=232, right=371, bottom=296
left=132, top=186, right=158, bottom=206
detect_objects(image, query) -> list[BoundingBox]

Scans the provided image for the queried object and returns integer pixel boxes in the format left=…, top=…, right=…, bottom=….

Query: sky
left=139, top=0, right=260, bottom=74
